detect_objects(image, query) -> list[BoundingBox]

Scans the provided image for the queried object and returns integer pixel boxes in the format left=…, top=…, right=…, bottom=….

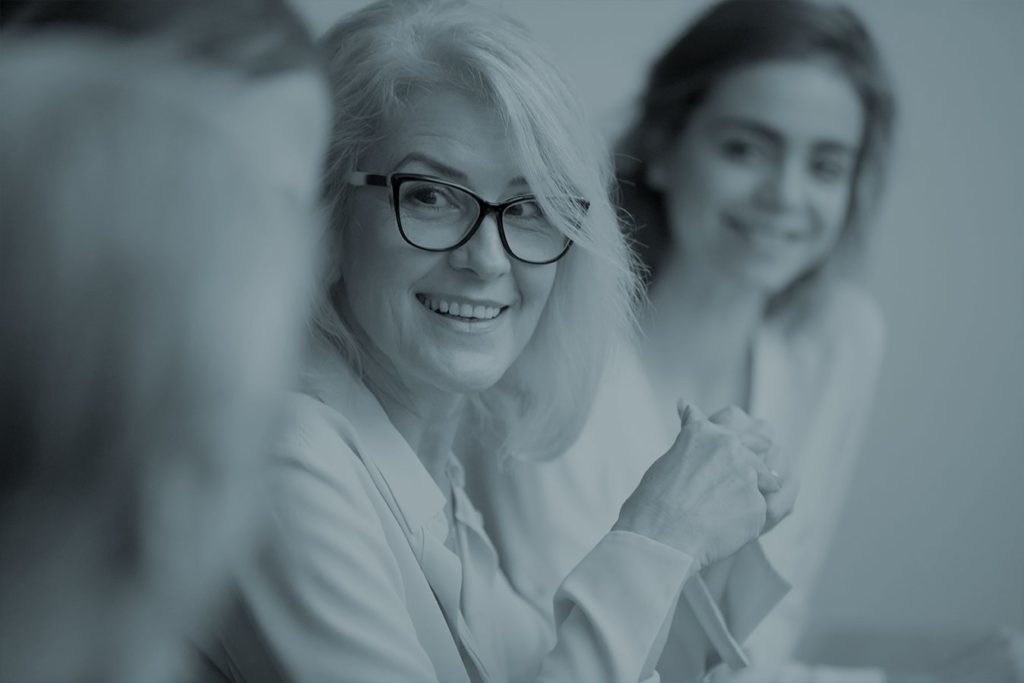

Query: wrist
left=613, top=504, right=707, bottom=566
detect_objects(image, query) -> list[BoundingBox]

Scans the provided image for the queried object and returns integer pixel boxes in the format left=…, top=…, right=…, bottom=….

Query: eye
left=403, top=183, right=457, bottom=208
left=810, top=156, right=853, bottom=184
left=505, top=199, right=545, bottom=220
left=719, top=135, right=770, bottom=164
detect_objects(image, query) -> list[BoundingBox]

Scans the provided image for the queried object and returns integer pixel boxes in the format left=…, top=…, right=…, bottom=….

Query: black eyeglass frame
left=348, top=171, right=580, bottom=265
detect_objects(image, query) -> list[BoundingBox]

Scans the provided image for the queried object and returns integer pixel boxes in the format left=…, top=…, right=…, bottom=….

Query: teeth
left=420, top=296, right=501, bottom=320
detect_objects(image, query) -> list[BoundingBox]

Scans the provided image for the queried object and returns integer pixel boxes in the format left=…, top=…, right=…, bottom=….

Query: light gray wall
left=291, top=0, right=1024, bottom=655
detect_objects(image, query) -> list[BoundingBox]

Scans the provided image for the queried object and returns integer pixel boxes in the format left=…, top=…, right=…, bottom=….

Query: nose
left=756, top=156, right=805, bottom=212
left=447, top=211, right=511, bottom=280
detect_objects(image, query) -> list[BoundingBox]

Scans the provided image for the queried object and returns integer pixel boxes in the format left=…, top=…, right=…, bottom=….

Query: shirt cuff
left=686, top=540, right=792, bottom=671
left=551, top=530, right=697, bottom=680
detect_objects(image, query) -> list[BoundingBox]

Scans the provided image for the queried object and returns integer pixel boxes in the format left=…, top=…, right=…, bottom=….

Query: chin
left=443, top=369, right=508, bottom=395
left=724, top=254, right=813, bottom=297
left=415, top=356, right=509, bottom=396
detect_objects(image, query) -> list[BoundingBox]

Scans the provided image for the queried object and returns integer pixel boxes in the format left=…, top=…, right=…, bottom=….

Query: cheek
left=338, top=218, right=410, bottom=337
left=663, top=147, right=758, bottom=235
left=518, top=264, right=557, bottom=322
left=812, top=184, right=854, bottom=245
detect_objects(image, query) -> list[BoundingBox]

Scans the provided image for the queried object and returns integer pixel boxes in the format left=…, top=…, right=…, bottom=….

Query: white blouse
left=200, top=345, right=703, bottom=683
left=719, top=284, right=887, bottom=681
left=464, top=283, right=884, bottom=681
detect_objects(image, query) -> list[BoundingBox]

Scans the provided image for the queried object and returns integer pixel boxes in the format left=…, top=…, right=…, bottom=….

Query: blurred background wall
left=292, top=0, right=1024, bottom=667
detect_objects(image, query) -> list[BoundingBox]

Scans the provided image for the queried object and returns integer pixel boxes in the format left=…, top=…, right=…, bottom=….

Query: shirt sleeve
left=656, top=542, right=790, bottom=681
left=534, top=530, right=697, bottom=683
left=207, top=398, right=705, bottom=683
left=715, top=287, right=887, bottom=680
left=208, top=401, right=443, bottom=683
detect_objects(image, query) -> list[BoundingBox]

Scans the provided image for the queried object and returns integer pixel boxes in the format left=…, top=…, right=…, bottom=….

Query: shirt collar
left=303, top=338, right=447, bottom=536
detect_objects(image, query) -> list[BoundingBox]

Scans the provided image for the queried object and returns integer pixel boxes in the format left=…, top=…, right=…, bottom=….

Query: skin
left=648, top=58, right=865, bottom=299
left=339, top=88, right=558, bottom=486
left=643, top=59, right=866, bottom=415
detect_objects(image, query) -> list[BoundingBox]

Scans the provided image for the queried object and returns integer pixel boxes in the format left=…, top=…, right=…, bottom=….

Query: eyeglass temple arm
left=347, top=172, right=388, bottom=188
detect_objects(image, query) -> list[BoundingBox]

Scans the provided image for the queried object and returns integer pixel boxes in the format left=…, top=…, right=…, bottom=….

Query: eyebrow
left=393, top=152, right=528, bottom=187
left=711, top=116, right=858, bottom=155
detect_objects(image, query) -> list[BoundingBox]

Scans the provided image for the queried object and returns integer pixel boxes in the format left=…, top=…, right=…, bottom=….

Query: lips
left=416, top=293, right=506, bottom=321
left=725, top=215, right=809, bottom=244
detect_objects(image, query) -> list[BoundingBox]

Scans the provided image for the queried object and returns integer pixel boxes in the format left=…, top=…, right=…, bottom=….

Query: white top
left=718, top=284, right=887, bottom=682
left=464, top=283, right=884, bottom=681
left=200, top=344, right=702, bottom=683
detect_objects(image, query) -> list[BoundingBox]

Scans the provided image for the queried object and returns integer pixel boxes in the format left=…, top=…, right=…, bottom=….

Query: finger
left=749, top=416, right=774, bottom=441
left=676, top=399, right=707, bottom=426
left=753, top=459, right=782, bottom=494
left=733, top=442, right=782, bottom=493
left=761, top=442, right=783, bottom=471
left=708, top=404, right=754, bottom=431
left=738, top=431, right=773, bottom=455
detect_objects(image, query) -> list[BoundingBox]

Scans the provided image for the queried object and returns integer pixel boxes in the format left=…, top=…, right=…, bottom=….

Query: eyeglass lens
left=396, top=178, right=569, bottom=262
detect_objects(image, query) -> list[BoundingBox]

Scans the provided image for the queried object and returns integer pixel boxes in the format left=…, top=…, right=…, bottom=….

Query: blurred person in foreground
left=198, top=1, right=797, bottom=681
left=0, top=4, right=330, bottom=680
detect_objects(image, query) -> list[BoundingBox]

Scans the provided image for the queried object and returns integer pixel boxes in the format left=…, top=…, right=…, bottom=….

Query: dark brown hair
left=618, top=0, right=896, bottom=309
left=2, top=0, right=319, bottom=78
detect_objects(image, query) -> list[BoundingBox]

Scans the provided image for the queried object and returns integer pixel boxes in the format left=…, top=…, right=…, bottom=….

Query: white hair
left=312, top=0, right=641, bottom=461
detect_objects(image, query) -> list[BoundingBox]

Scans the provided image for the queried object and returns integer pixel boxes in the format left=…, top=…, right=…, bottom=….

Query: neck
left=364, top=359, right=465, bottom=489
left=643, top=250, right=767, bottom=409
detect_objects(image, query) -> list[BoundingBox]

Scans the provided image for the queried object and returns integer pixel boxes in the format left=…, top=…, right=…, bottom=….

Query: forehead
left=695, top=59, right=865, bottom=149
left=364, top=88, right=523, bottom=185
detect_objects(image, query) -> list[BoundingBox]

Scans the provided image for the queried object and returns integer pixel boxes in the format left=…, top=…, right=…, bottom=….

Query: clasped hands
left=615, top=401, right=799, bottom=569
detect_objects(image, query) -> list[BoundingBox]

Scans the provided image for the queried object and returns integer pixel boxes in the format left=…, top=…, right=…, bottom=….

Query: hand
left=707, top=406, right=798, bottom=535
left=614, top=401, right=780, bottom=569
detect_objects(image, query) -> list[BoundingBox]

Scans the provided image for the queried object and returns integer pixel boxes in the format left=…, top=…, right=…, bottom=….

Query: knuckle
left=751, top=417, right=773, bottom=436
left=744, top=466, right=759, bottom=487
left=711, top=404, right=745, bottom=426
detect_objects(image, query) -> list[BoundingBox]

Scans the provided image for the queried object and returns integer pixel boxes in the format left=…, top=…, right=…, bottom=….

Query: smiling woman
left=197, top=1, right=795, bottom=682
left=336, top=90, right=561, bottom=399
left=463, top=1, right=900, bottom=682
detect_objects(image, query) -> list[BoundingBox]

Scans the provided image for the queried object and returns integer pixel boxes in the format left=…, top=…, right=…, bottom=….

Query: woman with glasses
left=199, top=1, right=794, bottom=681
left=467, top=1, right=899, bottom=681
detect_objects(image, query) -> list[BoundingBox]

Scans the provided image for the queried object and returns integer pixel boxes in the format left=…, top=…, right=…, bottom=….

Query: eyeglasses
left=347, top=172, right=582, bottom=265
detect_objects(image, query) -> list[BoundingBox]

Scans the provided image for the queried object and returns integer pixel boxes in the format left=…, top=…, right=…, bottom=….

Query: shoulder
left=271, top=391, right=386, bottom=542
left=776, top=282, right=886, bottom=367
left=280, top=393, right=368, bottom=479
left=818, top=282, right=886, bottom=365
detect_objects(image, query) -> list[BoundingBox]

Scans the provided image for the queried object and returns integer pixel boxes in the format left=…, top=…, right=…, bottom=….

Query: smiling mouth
left=726, top=216, right=808, bottom=243
left=416, top=294, right=507, bottom=322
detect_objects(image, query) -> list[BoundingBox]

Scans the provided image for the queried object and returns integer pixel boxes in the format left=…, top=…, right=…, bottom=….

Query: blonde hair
left=314, top=0, right=641, bottom=460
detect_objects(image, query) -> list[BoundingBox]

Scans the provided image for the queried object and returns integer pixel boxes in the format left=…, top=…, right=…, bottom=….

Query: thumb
left=676, top=399, right=707, bottom=426
left=754, top=459, right=782, bottom=494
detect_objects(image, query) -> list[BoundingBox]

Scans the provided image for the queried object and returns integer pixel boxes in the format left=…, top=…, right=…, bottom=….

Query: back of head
left=0, top=28, right=324, bottom=682
left=314, top=0, right=641, bottom=461
left=619, top=0, right=896, bottom=308
left=1, top=0, right=319, bottom=78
